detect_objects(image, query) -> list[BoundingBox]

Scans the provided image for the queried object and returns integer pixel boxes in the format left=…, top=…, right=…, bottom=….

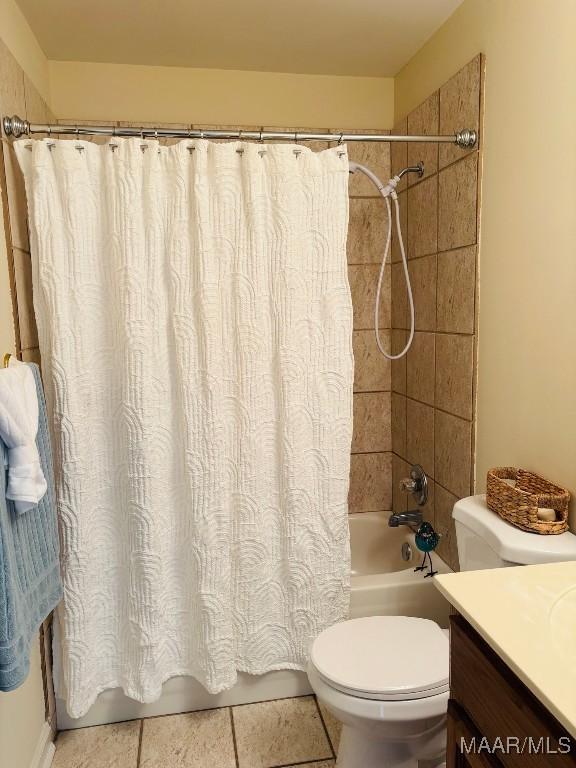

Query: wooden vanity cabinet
left=446, top=614, right=576, bottom=767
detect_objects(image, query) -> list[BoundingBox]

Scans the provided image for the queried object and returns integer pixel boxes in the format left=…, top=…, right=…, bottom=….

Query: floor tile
left=52, top=721, right=140, bottom=768
left=284, top=763, right=335, bottom=767
left=140, top=709, right=236, bottom=768
left=233, top=696, right=332, bottom=768
left=317, top=700, right=342, bottom=753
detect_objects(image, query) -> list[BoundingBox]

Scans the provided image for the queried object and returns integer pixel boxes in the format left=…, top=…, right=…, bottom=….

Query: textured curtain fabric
left=16, top=138, right=353, bottom=718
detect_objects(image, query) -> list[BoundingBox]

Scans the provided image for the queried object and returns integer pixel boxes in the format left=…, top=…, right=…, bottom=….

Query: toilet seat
left=310, top=616, right=449, bottom=702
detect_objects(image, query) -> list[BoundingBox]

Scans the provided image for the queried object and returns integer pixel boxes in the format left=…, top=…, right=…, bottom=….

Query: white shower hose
left=349, top=162, right=415, bottom=360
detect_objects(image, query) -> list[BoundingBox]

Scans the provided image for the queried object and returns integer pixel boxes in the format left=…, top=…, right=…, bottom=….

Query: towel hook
left=3, top=352, right=12, bottom=368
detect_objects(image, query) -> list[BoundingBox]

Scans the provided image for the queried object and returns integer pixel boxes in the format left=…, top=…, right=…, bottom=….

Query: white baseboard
left=30, top=722, right=55, bottom=768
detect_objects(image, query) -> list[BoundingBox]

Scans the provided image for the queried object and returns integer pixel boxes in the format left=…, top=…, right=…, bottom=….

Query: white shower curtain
left=16, top=137, right=353, bottom=718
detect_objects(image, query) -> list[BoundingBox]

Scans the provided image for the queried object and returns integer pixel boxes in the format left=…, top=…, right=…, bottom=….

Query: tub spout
left=388, top=510, right=423, bottom=528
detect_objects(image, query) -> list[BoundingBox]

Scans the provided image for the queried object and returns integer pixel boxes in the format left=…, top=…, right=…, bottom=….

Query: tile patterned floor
left=52, top=695, right=341, bottom=768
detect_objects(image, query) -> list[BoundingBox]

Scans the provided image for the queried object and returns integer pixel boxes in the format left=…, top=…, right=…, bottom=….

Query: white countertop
left=435, top=562, right=576, bottom=738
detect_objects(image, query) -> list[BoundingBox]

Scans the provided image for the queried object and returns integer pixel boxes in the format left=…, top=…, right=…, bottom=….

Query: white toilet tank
left=453, top=495, right=576, bottom=571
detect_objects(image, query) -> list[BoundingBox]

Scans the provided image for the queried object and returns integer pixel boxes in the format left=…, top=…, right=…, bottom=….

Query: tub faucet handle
left=400, top=477, right=417, bottom=493
left=399, top=464, right=428, bottom=507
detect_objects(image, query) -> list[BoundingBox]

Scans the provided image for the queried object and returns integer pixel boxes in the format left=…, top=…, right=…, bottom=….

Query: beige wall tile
left=422, top=478, right=435, bottom=526
left=435, top=334, right=474, bottom=420
left=347, top=198, right=387, bottom=264
left=0, top=39, right=26, bottom=121
left=409, top=254, right=437, bottom=331
left=352, top=329, right=391, bottom=392
left=434, top=410, right=472, bottom=498
left=53, top=721, right=140, bottom=768
left=407, top=176, right=437, bottom=258
left=348, top=263, right=390, bottom=330
left=23, top=75, right=48, bottom=125
left=439, top=55, right=482, bottom=169
left=352, top=392, right=391, bottom=453
left=391, top=262, right=408, bottom=329
left=438, top=152, right=478, bottom=252
left=435, top=483, right=460, bottom=571
left=20, top=347, right=41, bottom=365
left=391, top=392, right=407, bottom=458
left=349, top=452, right=392, bottom=512
left=12, top=248, right=37, bottom=348
left=406, top=331, right=435, bottom=406
left=233, top=696, right=331, bottom=768
left=391, top=329, right=407, bottom=394
left=390, top=119, right=408, bottom=192
left=407, top=91, right=439, bottom=183
left=436, top=246, right=476, bottom=334
left=2, top=143, right=29, bottom=250
left=342, top=129, right=390, bottom=197
left=406, top=399, right=434, bottom=478
left=391, top=190, right=407, bottom=263
left=392, top=454, right=410, bottom=514
left=141, top=709, right=235, bottom=768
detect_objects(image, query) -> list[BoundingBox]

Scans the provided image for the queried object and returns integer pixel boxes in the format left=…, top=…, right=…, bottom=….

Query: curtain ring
left=259, top=129, right=263, bottom=143
left=141, top=128, right=144, bottom=140
left=47, top=124, right=52, bottom=137
left=76, top=125, right=79, bottom=139
left=338, top=133, right=344, bottom=145
left=200, top=129, right=204, bottom=139
left=154, top=129, right=158, bottom=140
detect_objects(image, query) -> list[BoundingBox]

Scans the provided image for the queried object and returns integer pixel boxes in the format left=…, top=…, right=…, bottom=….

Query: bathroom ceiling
left=15, top=0, right=464, bottom=77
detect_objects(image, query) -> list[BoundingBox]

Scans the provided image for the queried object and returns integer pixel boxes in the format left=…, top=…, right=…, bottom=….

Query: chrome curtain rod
left=3, top=115, right=478, bottom=148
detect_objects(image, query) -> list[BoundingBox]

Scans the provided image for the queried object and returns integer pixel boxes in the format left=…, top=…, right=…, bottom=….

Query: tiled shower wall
left=390, top=55, right=483, bottom=571
left=0, top=39, right=54, bottom=365
left=0, top=38, right=56, bottom=731
left=0, top=38, right=395, bottom=515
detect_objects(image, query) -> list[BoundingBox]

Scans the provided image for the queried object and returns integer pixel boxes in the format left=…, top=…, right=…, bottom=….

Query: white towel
left=0, top=359, right=47, bottom=513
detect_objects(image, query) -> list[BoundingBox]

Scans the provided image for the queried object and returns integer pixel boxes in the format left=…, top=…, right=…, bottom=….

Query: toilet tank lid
left=453, top=495, right=576, bottom=565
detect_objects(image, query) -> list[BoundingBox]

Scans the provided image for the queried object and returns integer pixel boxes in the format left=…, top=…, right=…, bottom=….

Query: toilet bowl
left=308, top=495, right=576, bottom=767
left=308, top=615, right=449, bottom=768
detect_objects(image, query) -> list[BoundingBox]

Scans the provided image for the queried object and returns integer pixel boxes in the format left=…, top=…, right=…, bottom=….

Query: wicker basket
left=486, top=467, right=570, bottom=534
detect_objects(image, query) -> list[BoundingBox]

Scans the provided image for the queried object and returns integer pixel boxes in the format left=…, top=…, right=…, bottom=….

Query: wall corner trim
left=30, top=722, right=55, bottom=768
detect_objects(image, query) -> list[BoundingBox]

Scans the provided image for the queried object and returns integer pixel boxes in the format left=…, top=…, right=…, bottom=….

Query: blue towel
left=0, top=363, right=62, bottom=691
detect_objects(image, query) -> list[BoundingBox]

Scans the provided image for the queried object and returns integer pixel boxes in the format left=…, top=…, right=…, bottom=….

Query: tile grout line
left=270, top=759, right=335, bottom=768
left=136, top=718, right=144, bottom=768
left=313, top=696, right=337, bottom=761
left=228, top=707, right=240, bottom=768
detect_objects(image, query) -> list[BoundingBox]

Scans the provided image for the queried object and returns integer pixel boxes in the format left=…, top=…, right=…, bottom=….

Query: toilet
left=308, top=495, right=576, bottom=768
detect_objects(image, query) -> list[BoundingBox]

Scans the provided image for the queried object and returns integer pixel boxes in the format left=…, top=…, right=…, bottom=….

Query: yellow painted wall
left=0, top=0, right=50, bottom=103
left=396, top=0, right=576, bottom=525
left=50, top=60, right=394, bottom=128
left=0, top=642, right=47, bottom=768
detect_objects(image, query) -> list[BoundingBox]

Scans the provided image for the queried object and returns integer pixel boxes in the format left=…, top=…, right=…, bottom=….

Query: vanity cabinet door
left=447, top=701, right=504, bottom=768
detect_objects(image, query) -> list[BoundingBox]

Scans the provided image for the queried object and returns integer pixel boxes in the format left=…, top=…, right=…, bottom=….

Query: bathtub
left=57, top=511, right=452, bottom=729
left=349, top=511, right=452, bottom=622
